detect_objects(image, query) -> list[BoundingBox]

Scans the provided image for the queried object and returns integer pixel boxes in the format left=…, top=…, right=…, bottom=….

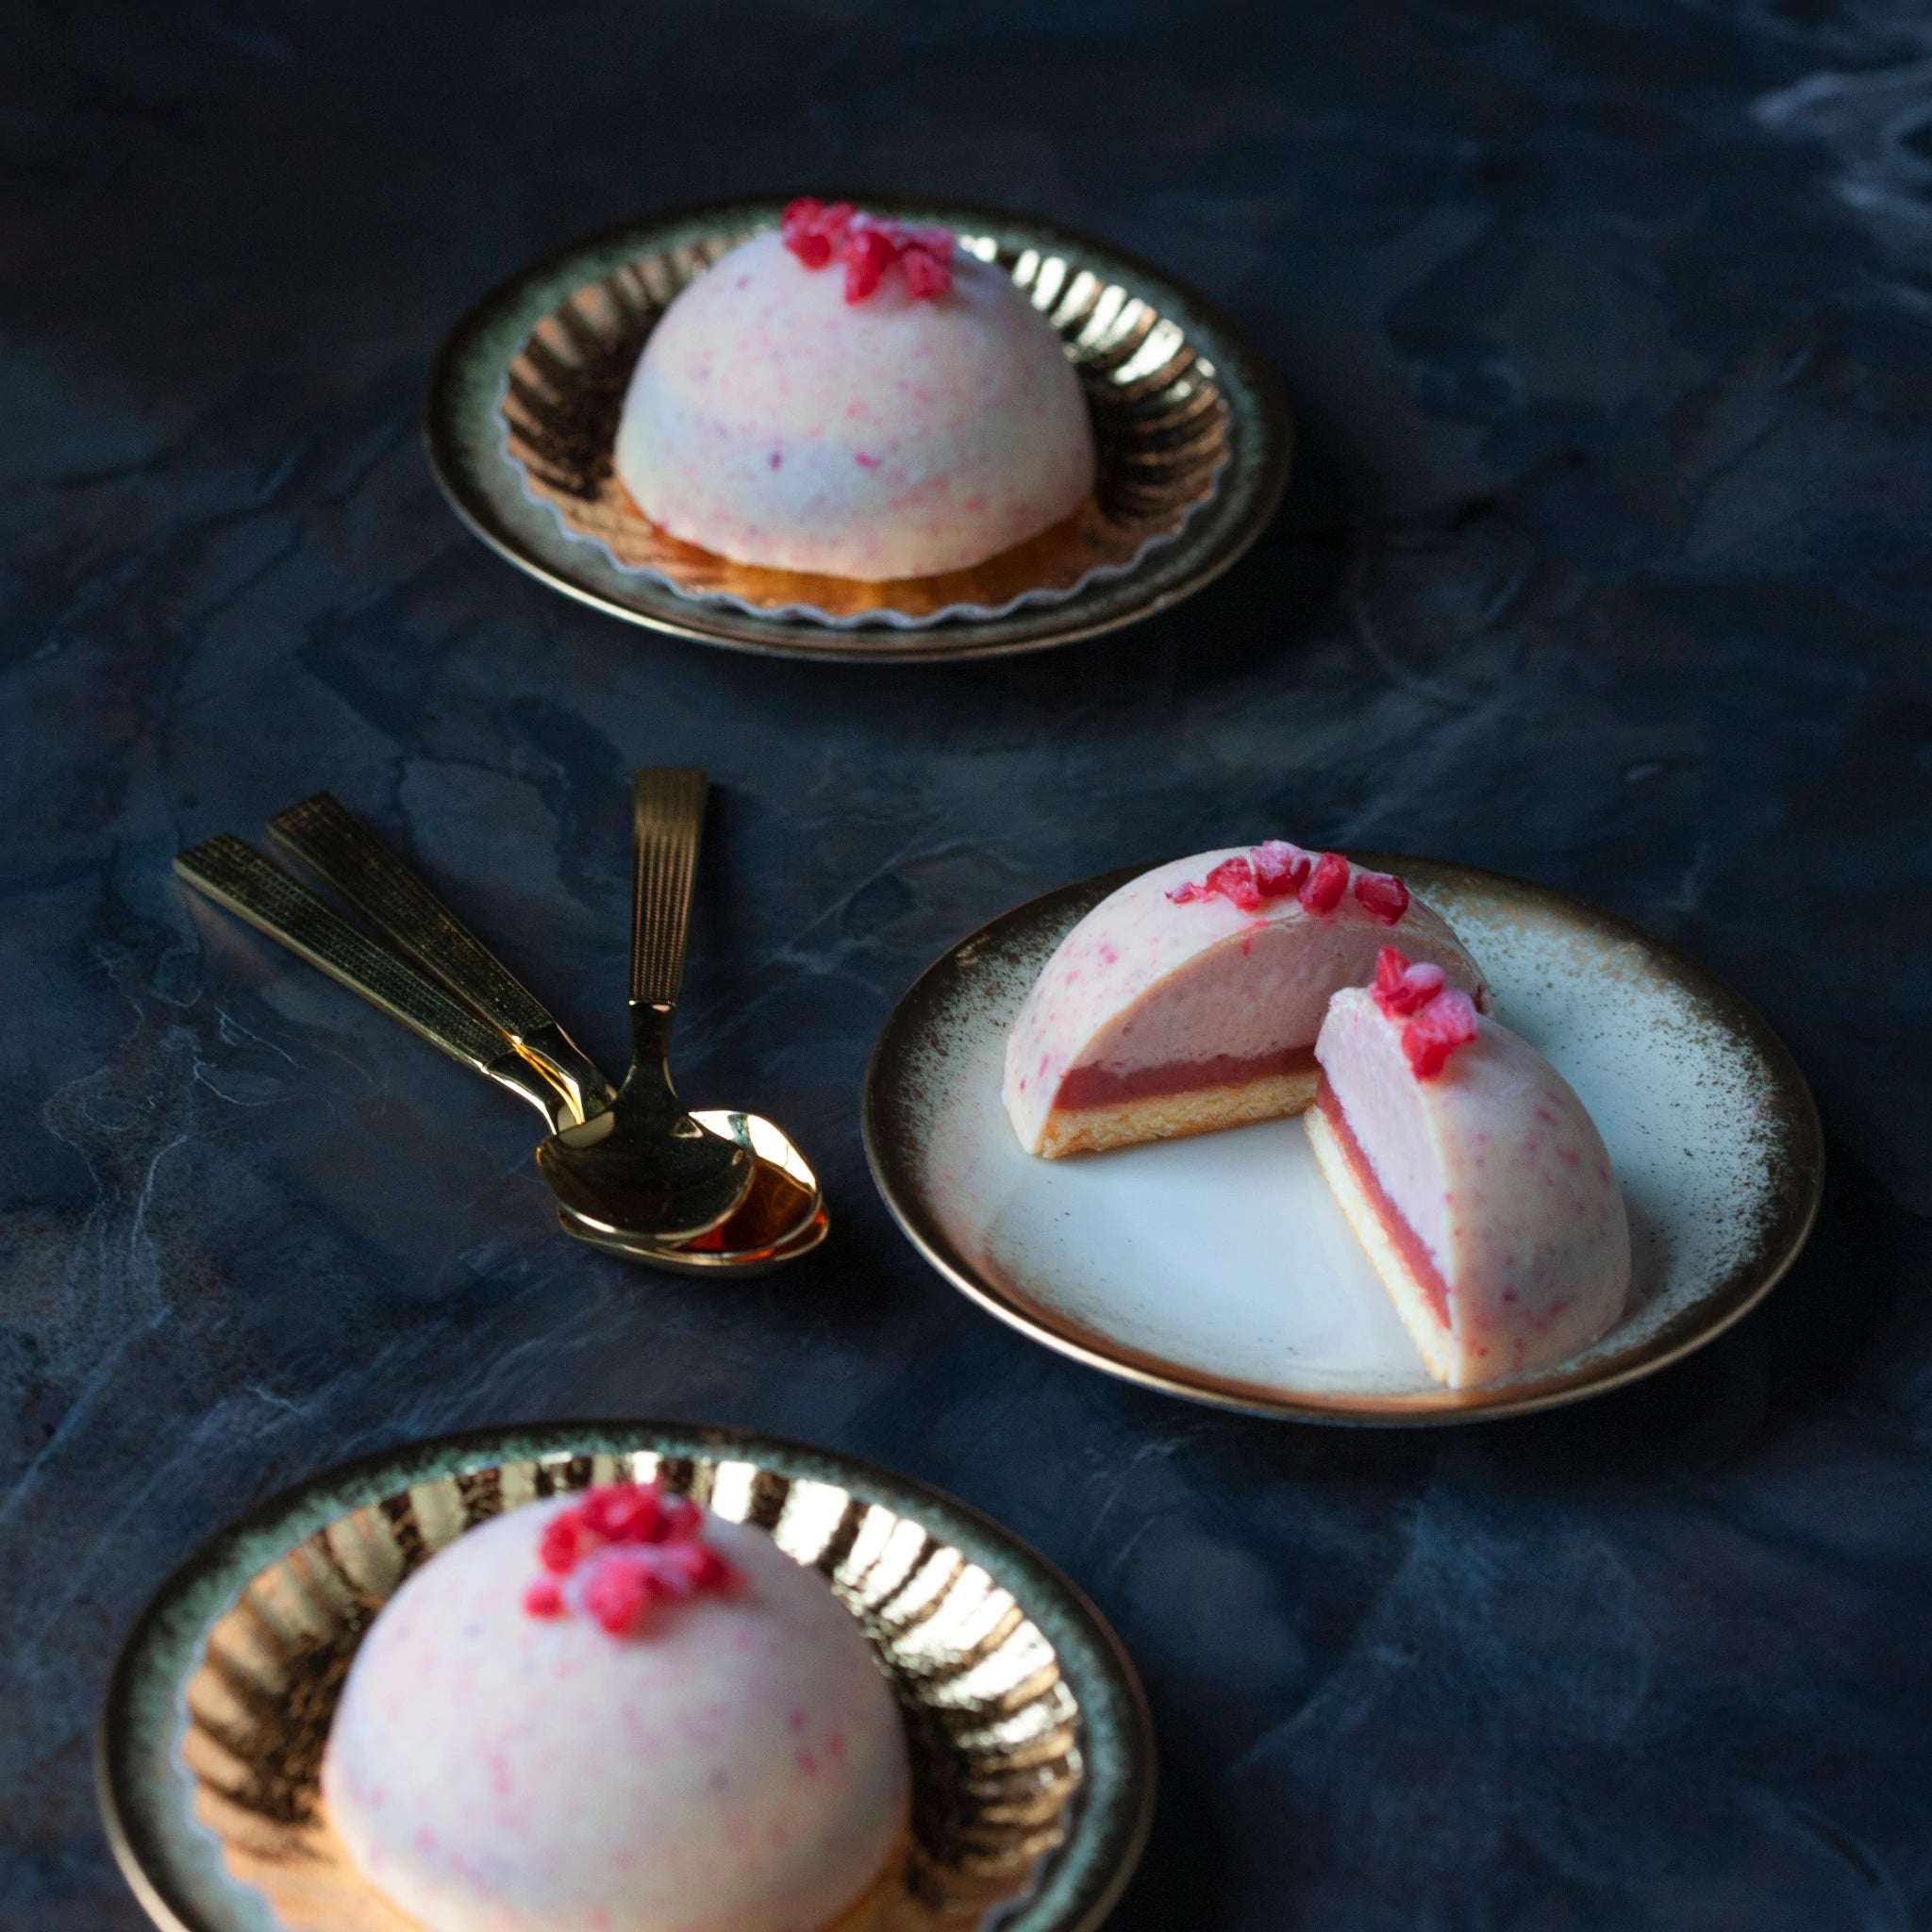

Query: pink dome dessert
left=1003, top=844, right=1489, bottom=1158
left=1306, top=950, right=1631, bottom=1387
left=321, top=1484, right=910, bottom=1932
left=613, top=202, right=1095, bottom=580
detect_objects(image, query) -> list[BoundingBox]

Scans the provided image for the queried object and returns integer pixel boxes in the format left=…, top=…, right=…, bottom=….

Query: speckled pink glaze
left=613, top=228, right=1095, bottom=580
left=1002, top=848, right=1489, bottom=1155
left=321, top=1499, right=909, bottom=1932
left=1313, top=985, right=1631, bottom=1384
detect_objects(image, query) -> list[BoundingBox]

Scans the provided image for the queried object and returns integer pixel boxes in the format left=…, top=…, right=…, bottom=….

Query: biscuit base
left=1035, top=1066, right=1321, bottom=1158
left=283, top=1812, right=912, bottom=1932
left=1304, top=1102, right=1461, bottom=1387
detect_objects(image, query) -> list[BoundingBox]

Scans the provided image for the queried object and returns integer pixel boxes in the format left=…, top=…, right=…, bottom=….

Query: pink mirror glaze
left=1002, top=847, right=1490, bottom=1159
left=1307, top=984, right=1630, bottom=1388
left=321, top=1494, right=909, bottom=1932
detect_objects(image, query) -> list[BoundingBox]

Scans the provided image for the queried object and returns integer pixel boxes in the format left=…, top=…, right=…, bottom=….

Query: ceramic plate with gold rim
left=97, top=1423, right=1153, bottom=1932
left=425, top=196, right=1290, bottom=662
left=863, top=857, right=1823, bottom=1424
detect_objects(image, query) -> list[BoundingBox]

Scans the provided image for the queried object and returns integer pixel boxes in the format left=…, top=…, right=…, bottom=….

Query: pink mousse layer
left=614, top=228, right=1095, bottom=580
left=1003, top=850, right=1488, bottom=1153
left=1313, top=985, right=1630, bottom=1385
left=321, top=1498, right=908, bottom=1932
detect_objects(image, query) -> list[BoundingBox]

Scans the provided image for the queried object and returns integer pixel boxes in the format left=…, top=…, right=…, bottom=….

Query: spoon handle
left=173, top=836, right=573, bottom=1129
left=268, top=792, right=612, bottom=1123
left=630, top=770, right=708, bottom=1009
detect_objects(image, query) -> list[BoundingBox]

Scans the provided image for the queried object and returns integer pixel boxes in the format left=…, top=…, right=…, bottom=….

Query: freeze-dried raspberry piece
left=523, top=1483, right=731, bottom=1634
left=781, top=197, right=833, bottom=267
left=1199, top=857, right=1262, bottom=911
left=578, top=1483, right=667, bottom=1545
left=1252, top=840, right=1312, bottom=898
left=654, top=1538, right=743, bottom=1599
left=582, top=1551, right=665, bottom=1637
left=1169, top=853, right=1287, bottom=911
left=785, top=205, right=954, bottom=301
left=689, top=1541, right=742, bottom=1591
left=523, top=1577, right=564, bottom=1618
left=781, top=198, right=854, bottom=270
left=843, top=225, right=897, bottom=302
left=900, top=243, right=952, bottom=298
left=1298, top=851, right=1349, bottom=914
left=657, top=1491, right=702, bottom=1542
left=1352, top=870, right=1409, bottom=925
left=1372, top=946, right=1447, bottom=1019
left=1403, top=988, right=1479, bottom=1078
left=539, top=1512, right=596, bottom=1575
left=1373, top=946, right=1409, bottom=1004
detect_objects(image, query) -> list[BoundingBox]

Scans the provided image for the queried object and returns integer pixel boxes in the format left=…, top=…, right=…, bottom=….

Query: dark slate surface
left=5, top=2, right=1931, bottom=1926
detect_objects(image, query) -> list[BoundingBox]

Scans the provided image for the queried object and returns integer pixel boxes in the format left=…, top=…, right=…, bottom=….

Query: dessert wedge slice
left=1306, top=948, right=1630, bottom=1387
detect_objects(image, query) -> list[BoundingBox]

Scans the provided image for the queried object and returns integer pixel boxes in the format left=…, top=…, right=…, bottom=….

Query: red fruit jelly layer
left=1055, top=1044, right=1318, bottom=1110
left=1314, top=1075, right=1452, bottom=1328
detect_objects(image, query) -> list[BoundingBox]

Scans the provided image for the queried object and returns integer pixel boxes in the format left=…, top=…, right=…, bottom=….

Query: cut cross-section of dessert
left=1306, top=948, right=1631, bottom=1388
left=1003, top=844, right=1489, bottom=1158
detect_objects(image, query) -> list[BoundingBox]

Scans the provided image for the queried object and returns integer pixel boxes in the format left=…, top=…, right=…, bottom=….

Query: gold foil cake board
left=500, top=234, right=1231, bottom=624
left=178, top=1454, right=1084, bottom=1932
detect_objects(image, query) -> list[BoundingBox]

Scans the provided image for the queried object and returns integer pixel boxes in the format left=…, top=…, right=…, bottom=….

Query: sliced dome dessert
left=1306, top=948, right=1631, bottom=1388
left=615, top=199, right=1095, bottom=581
left=1003, top=843, right=1489, bottom=1158
left=322, top=1480, right=910, bottom=1932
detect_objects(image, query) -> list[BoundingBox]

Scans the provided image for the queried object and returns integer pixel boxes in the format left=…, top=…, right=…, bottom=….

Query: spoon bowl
left=534, top=1003, right=754, bottom=1242
left=560, top=1201, right=830, bottom=1274
left=556, top=1109, right=824, bottom=1272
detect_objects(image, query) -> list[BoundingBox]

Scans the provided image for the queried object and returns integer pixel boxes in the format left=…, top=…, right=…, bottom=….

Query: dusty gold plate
left=863, top=856, right=1824, bottom=1425
left=98, top=1424, right=1153, bottom=1932
left=426, top=196, right=1290, bottom=661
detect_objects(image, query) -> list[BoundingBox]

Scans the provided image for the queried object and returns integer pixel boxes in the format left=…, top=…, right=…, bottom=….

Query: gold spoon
left=266, top=791, right=614, bottom=1127
left=175, top=809, right=817, bottom=1267
left=265, top=791, right=824, bottom=1267
left=531, top=771, right=754, bottom=1244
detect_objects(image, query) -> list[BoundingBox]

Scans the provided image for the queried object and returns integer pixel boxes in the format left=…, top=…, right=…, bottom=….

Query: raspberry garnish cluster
left=521, top=1482, right=741, bottom=1637
left=1167, top=842, right=1409, bottom=924
left=1372, top=946, right=1479, bottom=1078
left=780, top=198, right=954, bottom=303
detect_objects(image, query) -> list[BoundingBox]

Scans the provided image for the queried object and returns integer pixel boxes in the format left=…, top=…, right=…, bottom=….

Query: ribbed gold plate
left=98, top=1425, right=1153, bottom=1932
left=503, top=228, right=1226, bottom=625
left=426, top=197, right=1290, bottom=661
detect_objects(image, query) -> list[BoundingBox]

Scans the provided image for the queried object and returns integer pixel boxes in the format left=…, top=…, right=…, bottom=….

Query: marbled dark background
left=6, top=0, right=1932, bottom=1925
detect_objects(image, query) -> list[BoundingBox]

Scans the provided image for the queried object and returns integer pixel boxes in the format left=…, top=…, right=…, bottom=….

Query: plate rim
left=422, top=191, right=1292, bottom=665
left=95, top=1418, right=1158, bottom=1932
left=862, top=854, right=1825, bottom=1426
